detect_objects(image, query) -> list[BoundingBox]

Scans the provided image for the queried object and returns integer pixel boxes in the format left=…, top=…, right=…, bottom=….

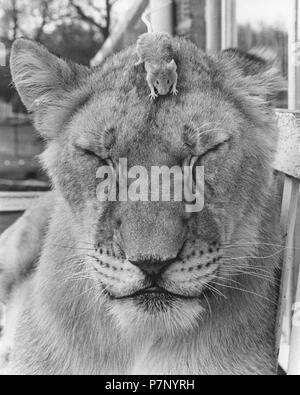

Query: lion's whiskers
left=211, top=281, right=277, bottom=305
left=222, top=241, right=300, bottom=251
left=219, top=267, right=280, bottom=285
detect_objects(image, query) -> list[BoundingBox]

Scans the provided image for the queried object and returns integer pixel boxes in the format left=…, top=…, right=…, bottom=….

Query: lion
left=0, top=38, right=284, bottom=375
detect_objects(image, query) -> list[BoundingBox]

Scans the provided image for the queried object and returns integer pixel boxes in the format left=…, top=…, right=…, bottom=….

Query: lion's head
left=10, top=39, right=282, bottom=337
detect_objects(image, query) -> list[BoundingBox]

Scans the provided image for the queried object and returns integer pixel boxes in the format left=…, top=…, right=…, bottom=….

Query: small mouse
left=136, top=33, right=179, bottom=100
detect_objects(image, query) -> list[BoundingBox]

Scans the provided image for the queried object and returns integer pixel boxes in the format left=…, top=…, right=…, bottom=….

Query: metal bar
left=288, top=0, right=300, bottom=110
left=286, top=0, right=300, bottom=375
left=221, top=0, right=237, bottom=50
left=288, top=254, right=300, bottom=374
left=149, top=0, right=174, bottom=35
left=206, top=0, right=222, bottom=53
left=276, top=177, right=300, bottom=355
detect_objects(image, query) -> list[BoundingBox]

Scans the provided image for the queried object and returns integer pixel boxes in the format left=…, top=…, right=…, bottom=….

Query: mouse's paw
left=149, top=91, right=158, bottom=100
left=172, top=87, right=179, bottom=96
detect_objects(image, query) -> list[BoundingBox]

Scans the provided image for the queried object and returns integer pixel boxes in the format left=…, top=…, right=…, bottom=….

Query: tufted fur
left=0, top=38, right=284, bottom=375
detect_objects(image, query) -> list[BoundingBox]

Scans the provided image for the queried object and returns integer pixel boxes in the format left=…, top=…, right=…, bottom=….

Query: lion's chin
left=107, top=294, right=205, bottom=337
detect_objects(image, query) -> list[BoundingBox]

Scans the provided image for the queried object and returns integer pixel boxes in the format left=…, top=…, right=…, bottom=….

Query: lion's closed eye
left=74, top=145, right=103, bottom=160
left=191, top=140, right=231, bottom=175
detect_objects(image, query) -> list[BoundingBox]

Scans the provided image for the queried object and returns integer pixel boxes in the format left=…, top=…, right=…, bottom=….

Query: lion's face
left=11, top=39, right=281, bottom=334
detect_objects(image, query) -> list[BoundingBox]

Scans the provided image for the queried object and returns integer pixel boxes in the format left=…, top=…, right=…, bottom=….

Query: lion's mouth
left=131, top=286, right=167, bottom=296
left=113, top=286, right=198, bottom=301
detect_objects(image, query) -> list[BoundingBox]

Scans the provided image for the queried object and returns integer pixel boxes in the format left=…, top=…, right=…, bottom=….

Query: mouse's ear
left=168, top=59, right=177, bottom=71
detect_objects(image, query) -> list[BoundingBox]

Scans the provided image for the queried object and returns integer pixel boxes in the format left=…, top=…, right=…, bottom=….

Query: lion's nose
left=129, top=257, right=177, bottom=276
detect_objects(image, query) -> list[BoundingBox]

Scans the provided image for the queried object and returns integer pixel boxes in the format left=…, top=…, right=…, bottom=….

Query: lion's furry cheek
left=107, top=298, right=205, bottom=337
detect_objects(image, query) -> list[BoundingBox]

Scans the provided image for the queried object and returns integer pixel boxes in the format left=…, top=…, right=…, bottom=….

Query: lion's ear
left=10, top=39, right=90, bottom=139
left=220, top=48, right=286, bottom=101
left=221, top=48, right=269, bottom=76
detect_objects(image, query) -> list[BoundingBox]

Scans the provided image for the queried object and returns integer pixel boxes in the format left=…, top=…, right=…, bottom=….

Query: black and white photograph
left=0, top=0, right=299, bottom=377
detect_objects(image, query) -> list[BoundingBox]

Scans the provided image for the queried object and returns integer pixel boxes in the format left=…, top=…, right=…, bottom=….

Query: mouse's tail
left=141, top=9, right=153, bottom=33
